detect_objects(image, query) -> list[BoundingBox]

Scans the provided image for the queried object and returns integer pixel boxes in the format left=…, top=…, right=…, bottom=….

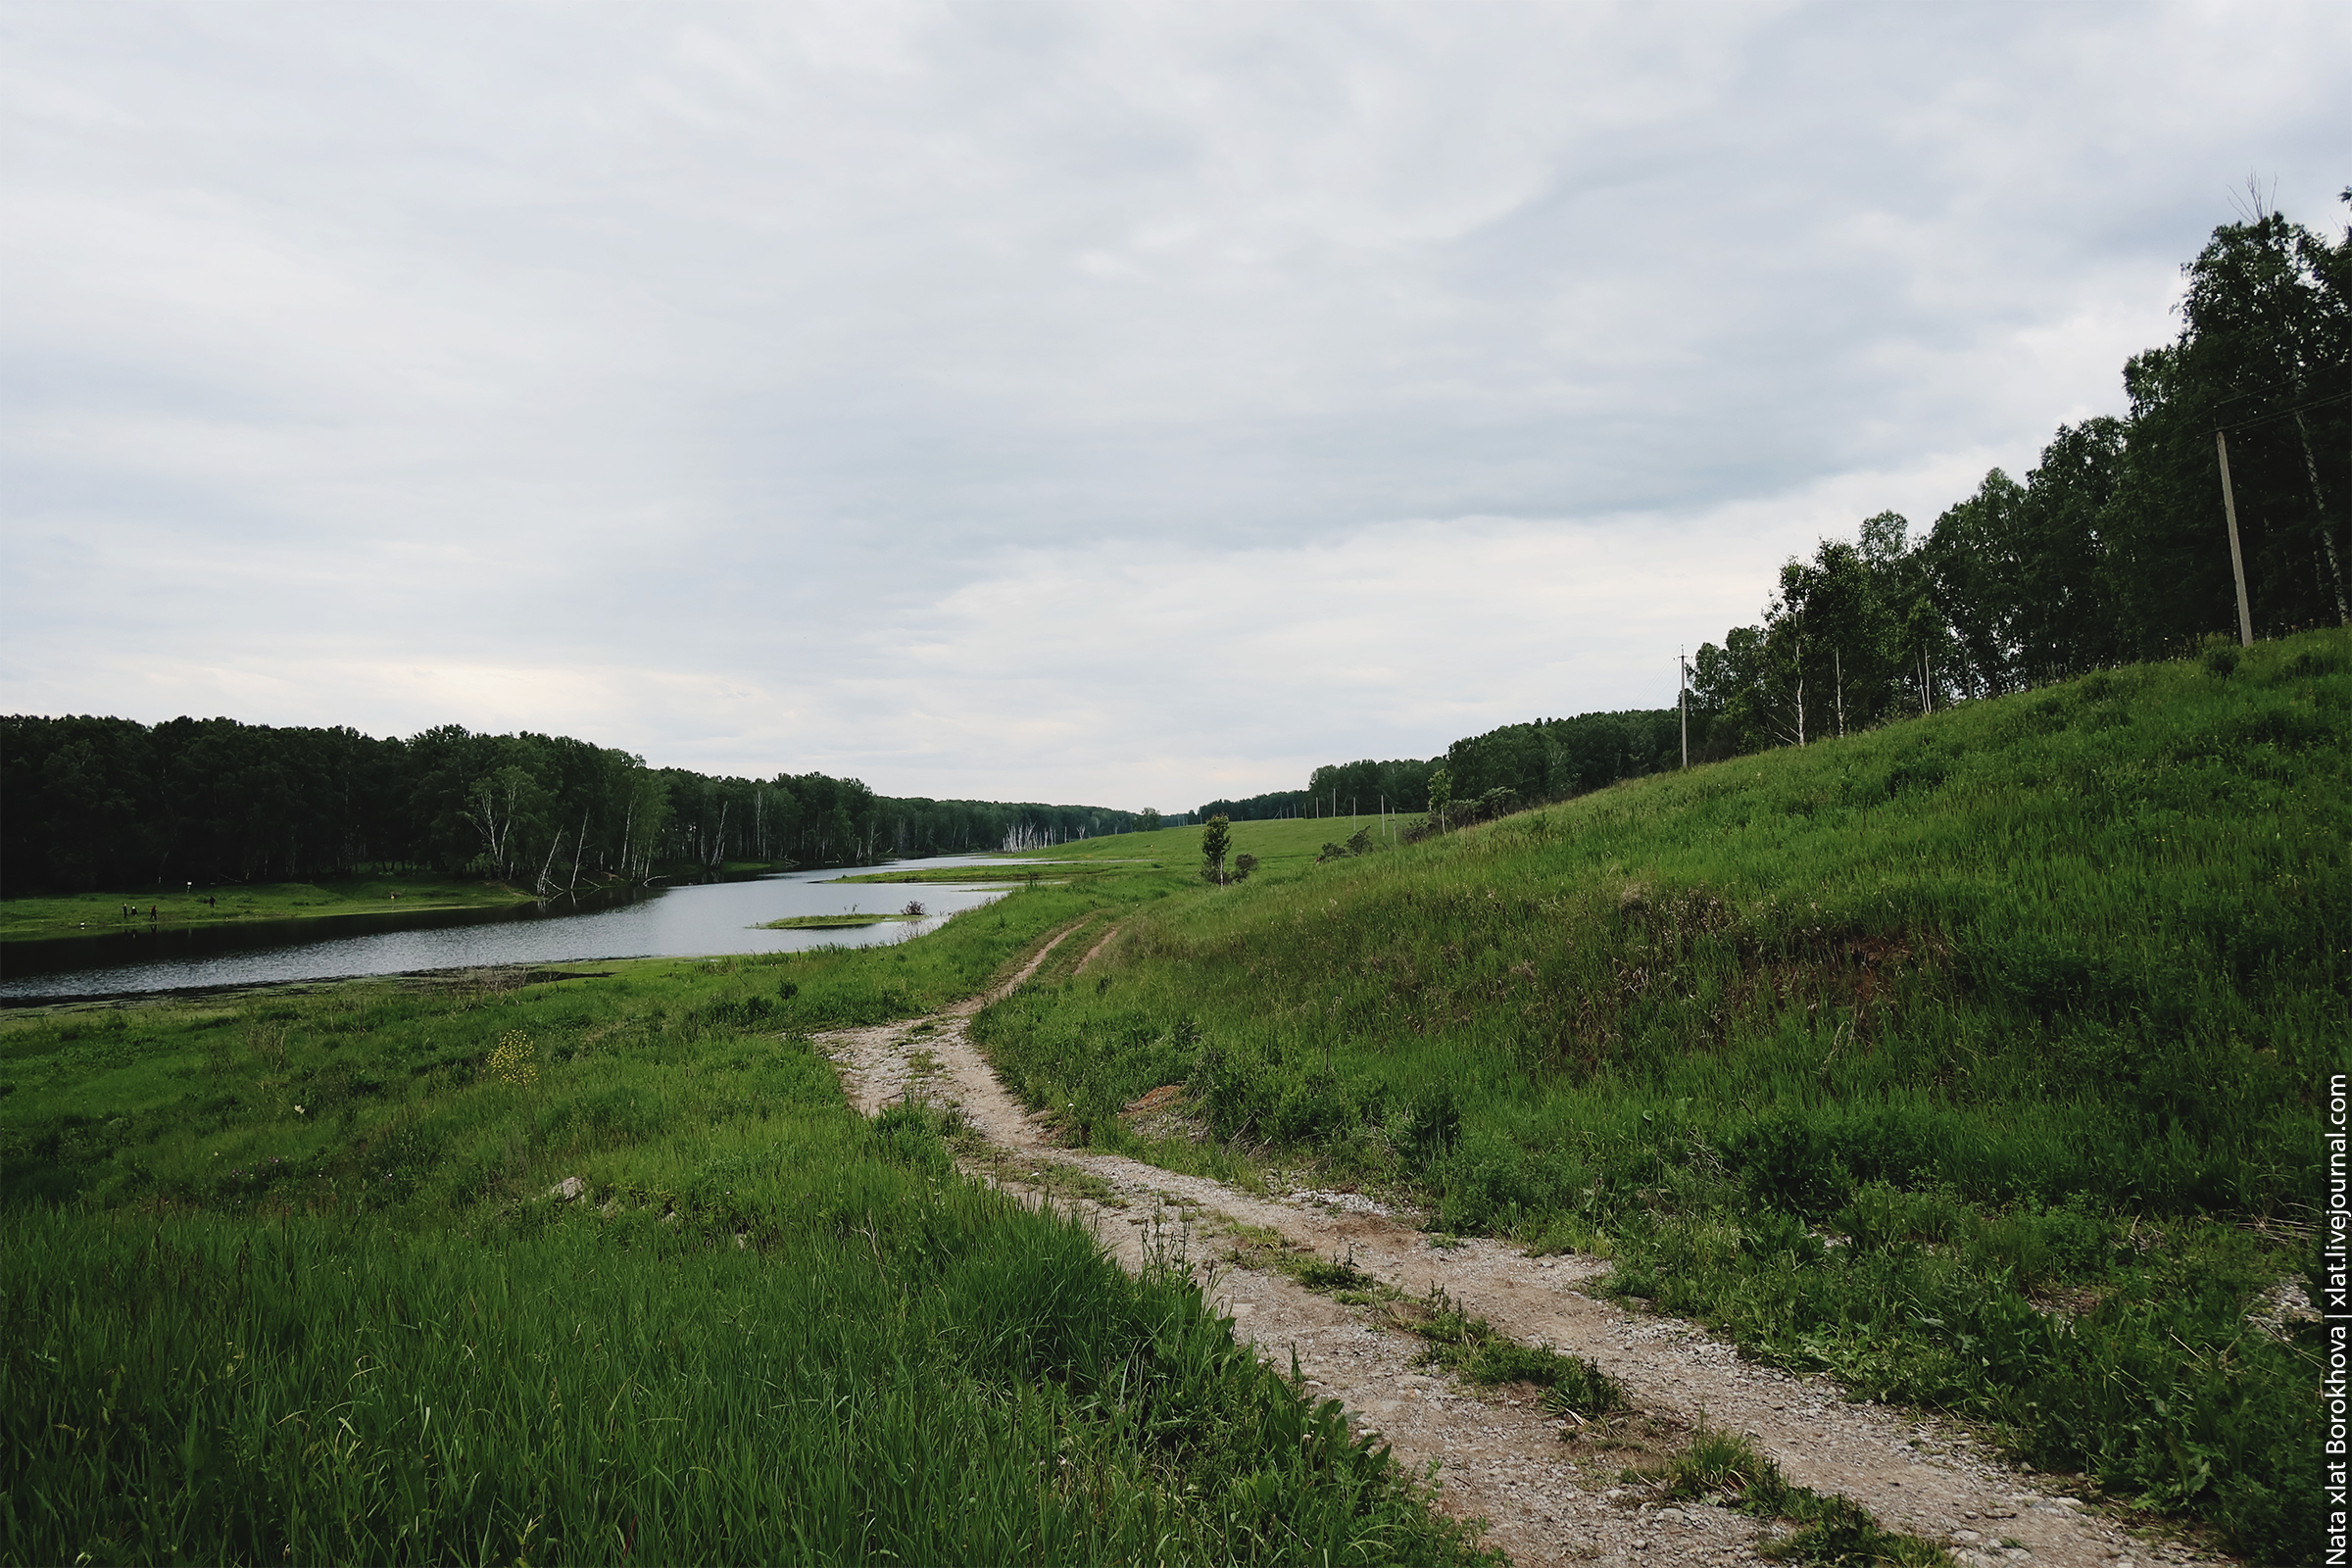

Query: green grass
left=0, top=875, right=1488, bottom=1565
left=1026, top=816, right=1409, bottom=874
left=0, top=876, right=546, bottom=944
left=755, top=912, right=916, bottom=929
left=1391, top=1287, right=1626, bottom=1414
left=1658, top=1424, right=1953, bottom=1565
left=1225, top=1227, right=1385, bottom=1296
left=832, top=863, right=1112, bottom=884
left=972, top=627, right=2352, bottom=1565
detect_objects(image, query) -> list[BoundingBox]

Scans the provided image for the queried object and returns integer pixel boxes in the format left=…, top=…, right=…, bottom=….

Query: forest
left=1202, top=712, right=1686, bottom=828
left=1239, top=201, right=2349, bottom=824
left=0, top=715, right=1142, bottom=897
left=1195, top=753, right=1440, bottom=823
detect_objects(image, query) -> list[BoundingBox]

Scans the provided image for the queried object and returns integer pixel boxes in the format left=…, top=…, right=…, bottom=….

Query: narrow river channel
left=0, top=858, right=1025, bottom=1002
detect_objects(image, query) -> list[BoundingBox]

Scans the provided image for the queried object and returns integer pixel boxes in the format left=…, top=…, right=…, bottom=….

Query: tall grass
left=0, top=876, right=1485, bottom=1565
left=974, top=628, right=2351, bottom=1563
left=3, top=1158, right=1453, bottom=1563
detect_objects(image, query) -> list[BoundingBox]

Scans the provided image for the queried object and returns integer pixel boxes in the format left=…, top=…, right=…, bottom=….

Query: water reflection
left=0, top=858, right=1021, bottom=1001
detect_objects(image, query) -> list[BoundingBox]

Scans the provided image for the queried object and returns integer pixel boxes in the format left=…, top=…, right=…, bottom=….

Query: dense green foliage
left=1201, top=712, right=1688, bottom=828
left=1427, top=710, right=1687, bottom=815
left=0, top=877, right=1483, bottom=1564
left=1200, top=758, right=1442, bottom=822
left=0, top=713, right=1145, bottom=895
left=977, top=628, right=2352, bottom=1563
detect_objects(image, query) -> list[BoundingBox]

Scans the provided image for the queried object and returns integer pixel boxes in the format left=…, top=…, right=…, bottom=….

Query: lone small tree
left=1200, top=814, right=1233, bottom=885
left=1426, top=766, right=1453, bottom=832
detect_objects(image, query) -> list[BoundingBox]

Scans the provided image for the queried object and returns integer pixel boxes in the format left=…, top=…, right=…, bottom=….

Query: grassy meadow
left=0, top=876, right=543, bottom=946
left=975, top=627, right=2352, bottom=1564
left=0, top=870, right=1485, bottom=1565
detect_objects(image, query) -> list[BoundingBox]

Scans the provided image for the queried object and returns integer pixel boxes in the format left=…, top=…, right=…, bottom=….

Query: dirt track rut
left=816, top=923, right=2219, bottom=1568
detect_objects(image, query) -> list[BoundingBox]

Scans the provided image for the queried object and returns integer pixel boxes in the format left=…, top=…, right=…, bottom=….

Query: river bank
left=0, top=857, right=1000, bottom=946
left=0, top=874, right=551, bottom=944
left=0, top=858, right=1024, bottom=1002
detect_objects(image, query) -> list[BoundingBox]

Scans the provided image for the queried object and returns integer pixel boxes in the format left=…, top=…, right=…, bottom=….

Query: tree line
left=1195, top=755, right=1438, bottom=825
left=1195, top=706, right=1686, bottom=829
left=0, top=713, right=1146, bottom=896
left=1690, top=201, right=2347, bottom=754
left=1218, top=201, right=2347, bottom=827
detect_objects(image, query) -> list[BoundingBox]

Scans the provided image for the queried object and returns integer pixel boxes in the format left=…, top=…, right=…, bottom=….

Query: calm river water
left=0, top=858, right=1026, bottom=1002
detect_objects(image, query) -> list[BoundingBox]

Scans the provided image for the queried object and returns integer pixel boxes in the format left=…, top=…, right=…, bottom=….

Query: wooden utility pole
left=2215, top=429, right=2255, bottom=647
left=1679, top=649, right=1689, bottom=768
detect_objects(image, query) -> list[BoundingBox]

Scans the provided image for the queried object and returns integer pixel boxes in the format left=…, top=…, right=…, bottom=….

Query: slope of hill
left=976, top=627, right=2352, bottom=1563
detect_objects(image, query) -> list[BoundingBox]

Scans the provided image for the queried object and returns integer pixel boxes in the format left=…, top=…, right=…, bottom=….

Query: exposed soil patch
left=816, top=926, right=2226, bottom=1568
left=1072, top=921, right=1124, bottom=974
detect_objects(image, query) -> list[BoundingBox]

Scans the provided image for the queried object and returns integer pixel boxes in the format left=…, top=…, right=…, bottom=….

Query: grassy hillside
left=0, top=869, right=1483, bottom=1565
left=1026, top=814, right=1412, bottom=877
left=976, top=627, right=2352, bottom=1564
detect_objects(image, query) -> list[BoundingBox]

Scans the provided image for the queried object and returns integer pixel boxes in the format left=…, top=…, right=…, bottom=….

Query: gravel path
left=816, top=924, right=2224, bottom=1568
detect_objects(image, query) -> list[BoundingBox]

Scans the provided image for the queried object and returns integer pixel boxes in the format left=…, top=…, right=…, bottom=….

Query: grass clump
left=756, top=910, right=908, bottom=928
left=1658, top=1424, right=1953, bottom=1566
left=1395, top=1286, right=1625, bottom=1414
left=1292, top=1250, right=1377, bottom=1294
left=1226, top=1227, right=1382, bottom=1296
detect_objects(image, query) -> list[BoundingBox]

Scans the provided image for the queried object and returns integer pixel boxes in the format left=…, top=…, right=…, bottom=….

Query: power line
left=2214, top=387, right=2351, bottom=435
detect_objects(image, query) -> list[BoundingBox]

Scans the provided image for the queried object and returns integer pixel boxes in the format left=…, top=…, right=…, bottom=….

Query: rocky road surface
left=817, top=921, right=2225, bottom=1568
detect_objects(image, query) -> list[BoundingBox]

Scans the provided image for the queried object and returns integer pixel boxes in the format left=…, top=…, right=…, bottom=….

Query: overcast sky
left=3, top=2, right=2345, bottom=810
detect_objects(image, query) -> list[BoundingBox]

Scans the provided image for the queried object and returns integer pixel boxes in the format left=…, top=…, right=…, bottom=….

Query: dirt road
left=817, top=924, right=2215, bottom=1568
